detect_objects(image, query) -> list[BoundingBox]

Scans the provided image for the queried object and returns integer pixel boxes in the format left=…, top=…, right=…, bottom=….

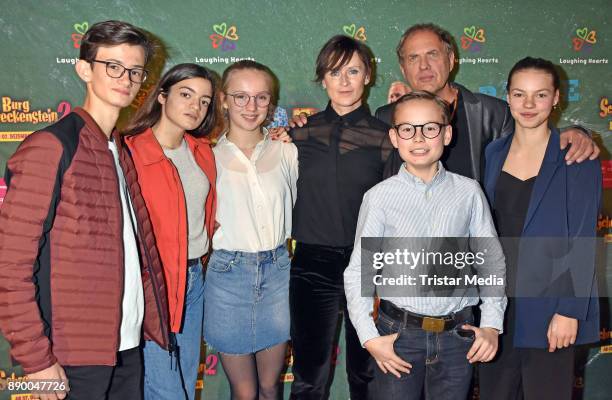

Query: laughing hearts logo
left=209, top=22, right=239, bottom=52
left=342, top=24, right=367, bottom=41
left=70, top=21, right=89, bottom=49
left=460, top=26, right=486, bottom=52
left=572, top=27, right=596, bottom=52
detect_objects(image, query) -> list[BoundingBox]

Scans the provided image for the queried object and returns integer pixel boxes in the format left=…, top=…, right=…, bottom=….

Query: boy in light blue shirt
left=344, top=91, right=506, bottom=400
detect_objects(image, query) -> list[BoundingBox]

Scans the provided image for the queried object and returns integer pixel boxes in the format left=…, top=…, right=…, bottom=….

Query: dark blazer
left=378, top=82, right=513, bottom=181
left=484, top=128, right=601, bottom=348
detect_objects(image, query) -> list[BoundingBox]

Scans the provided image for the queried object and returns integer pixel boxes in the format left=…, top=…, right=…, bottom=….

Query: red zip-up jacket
left=126, top=128, right=217, bottom=333
left=0, top=108, right=169, bottom=373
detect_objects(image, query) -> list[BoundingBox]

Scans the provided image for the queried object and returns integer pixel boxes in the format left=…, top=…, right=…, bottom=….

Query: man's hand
left=27, top=362, right=69, bottom=400
left=560, top=127, right=599, bottom=164
left=364, top=334, right=412, bottom=378
left=289, top=114, right=308, bottom=128
left=463, top=325, right=499, bottom=363
left=547, top=313, right=578, bottom=352
left=268, top=127, right=292, bottom=143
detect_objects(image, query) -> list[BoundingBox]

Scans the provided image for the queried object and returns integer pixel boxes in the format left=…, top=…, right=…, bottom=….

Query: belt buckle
left=421, top=317, right=445, bottom=333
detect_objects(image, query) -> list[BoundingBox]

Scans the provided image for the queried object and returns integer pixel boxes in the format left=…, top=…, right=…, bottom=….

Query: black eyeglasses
left=226, top=92, right=272, bottom=108
left=89, top=60, right=148, bottom=83
left=393, top=122, right=447, bottom=140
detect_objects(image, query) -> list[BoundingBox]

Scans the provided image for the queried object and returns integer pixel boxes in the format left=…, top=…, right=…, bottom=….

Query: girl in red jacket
left=123, top=63, right=218, bottom=400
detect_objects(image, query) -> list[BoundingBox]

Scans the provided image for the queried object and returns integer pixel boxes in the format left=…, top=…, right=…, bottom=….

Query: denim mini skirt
left=203, top=244, right=290, bottom=354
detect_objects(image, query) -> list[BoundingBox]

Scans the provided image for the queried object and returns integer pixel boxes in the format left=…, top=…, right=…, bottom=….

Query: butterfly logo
left=572, top=27, right=596, bottom=52
left=209, top=22, right=239, bottom=52
left=460, top=26, right=486, bottom=52
left=343, top=24, right=367, bottom=41
left=71, top=22, right=89, bottom=49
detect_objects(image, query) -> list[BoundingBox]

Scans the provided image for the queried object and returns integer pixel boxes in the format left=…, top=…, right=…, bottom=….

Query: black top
left=291, top=103, right=393, bottom=247
left=493, top=170, right=535, bottom=295
left=442, top=91, right=473, bottom=179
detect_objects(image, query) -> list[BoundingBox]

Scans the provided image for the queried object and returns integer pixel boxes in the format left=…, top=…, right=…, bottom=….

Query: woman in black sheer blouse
left=289, top=35, right=392, bottom=400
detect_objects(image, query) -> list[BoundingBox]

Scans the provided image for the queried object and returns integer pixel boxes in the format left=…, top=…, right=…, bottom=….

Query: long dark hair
left=124, top=63, right=217, bottom=137
left=506, top=56, right=560, bottom=91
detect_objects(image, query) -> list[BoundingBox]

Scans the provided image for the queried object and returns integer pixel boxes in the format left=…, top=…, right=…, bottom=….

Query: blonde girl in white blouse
left=203, top=60, right=298, bottom=400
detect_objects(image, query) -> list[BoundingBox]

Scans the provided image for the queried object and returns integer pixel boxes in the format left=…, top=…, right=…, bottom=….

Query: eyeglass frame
left=88, top=59, right=149, bottom=83
left=225, top=92, right=272, bottom=108
left=392, top=121, right=448, bottom=140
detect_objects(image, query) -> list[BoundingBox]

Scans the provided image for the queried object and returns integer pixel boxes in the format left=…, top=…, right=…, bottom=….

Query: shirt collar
left=217, top=127, right=270, bottom=146
left=323, top=102, right=370, bottom=124
left=398, top=161, right=447, bottom=188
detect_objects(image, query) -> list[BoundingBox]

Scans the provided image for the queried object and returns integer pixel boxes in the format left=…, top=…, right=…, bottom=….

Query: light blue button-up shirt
left=344, top=162, right=507, bottom=346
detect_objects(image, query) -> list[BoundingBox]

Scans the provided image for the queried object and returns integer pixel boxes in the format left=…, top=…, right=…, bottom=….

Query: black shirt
left=493, top=170, right=535, bottom=295
left=442, top=91, right=473, bottom=178
left=291, top=103, right=393, bottom=247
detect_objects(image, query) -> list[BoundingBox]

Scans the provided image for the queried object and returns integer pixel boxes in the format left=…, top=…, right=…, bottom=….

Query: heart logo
left=221, top=39, right=236, bottom=52
left=354, top=26, right=367, bottom=41
left=209, top=34, right=224, bottom=49
left=225, top=26, right=239, bottom=40
left=343, top=24, right=356, bottom=37
left=474, top=29, right=485, bottom=43
left=71, top=33, right=83, bottom=49
left=572, top=37, right=584, bottom=51
left=74, top=22, right=88, bottom=35
left=460, top=36, right=473, bottom=50
left=213, top=23, right=227, bottom=37
left=463, top=26, right=476, bottom=39
left=576, top=27, right=588, bottom=40
left=586, top=30, right=596, bottom=44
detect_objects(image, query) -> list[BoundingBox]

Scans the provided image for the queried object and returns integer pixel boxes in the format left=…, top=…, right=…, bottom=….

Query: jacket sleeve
left=0, top=132, right=63, bottom=373
left=555, top=159, right=601, bottom=319
left=498, top=102, right=514, bottom=139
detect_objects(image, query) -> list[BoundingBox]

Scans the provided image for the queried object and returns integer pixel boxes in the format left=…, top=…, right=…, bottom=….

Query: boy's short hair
left=392, top=91, right=451, bottom=125
left=79, top=20, right=154, bottom=64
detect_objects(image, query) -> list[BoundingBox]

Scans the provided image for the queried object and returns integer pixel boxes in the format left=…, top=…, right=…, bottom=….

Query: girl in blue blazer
left=479, top=57, right=601, bottom=400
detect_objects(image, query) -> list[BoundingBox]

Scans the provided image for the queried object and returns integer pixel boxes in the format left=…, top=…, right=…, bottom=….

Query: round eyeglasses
left=89, top=59, right=148, bottom=83
left=226, top=92, right=272, bottom=108
left=393, top=122, right=447, bottom=140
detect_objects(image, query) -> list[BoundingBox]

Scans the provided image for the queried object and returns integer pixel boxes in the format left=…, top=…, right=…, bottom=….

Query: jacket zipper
left=109, top=146, right=125, bottom=358
left=130, top=159, right=172, bottom=351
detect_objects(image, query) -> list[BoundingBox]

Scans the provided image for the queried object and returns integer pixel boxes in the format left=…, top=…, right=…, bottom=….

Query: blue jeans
left=373, top=308, right=474, bottom=400
left=144, top=260, right=204, bottom=400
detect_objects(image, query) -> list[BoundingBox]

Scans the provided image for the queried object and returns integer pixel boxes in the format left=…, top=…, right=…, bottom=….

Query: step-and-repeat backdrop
left=0, top=1, right=610, bottom=399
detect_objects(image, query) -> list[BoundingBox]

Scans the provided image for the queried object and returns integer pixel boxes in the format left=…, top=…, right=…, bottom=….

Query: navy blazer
left=484, top=128, right=601, bottom=348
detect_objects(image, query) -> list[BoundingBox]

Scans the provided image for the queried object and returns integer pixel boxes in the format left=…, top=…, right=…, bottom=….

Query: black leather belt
left=187, top=258, right=200, bottom=267
left=379, top=299, right=472, bottom=333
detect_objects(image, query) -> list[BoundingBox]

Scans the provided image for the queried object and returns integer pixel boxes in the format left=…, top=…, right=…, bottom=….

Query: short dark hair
left=315, top=35, right=373, bottom=83
left=392, top=91, right=451, bottom=125
left=124, top=63, right=217, bottom=137
left=396, top=23, right=454, bottom=62
left=79, top=20, right=154, bottom=64
left=506, top=57, right=560, bottom=91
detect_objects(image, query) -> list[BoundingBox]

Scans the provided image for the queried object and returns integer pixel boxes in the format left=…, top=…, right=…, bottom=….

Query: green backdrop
left=0, top=1, right=610, bottom=399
